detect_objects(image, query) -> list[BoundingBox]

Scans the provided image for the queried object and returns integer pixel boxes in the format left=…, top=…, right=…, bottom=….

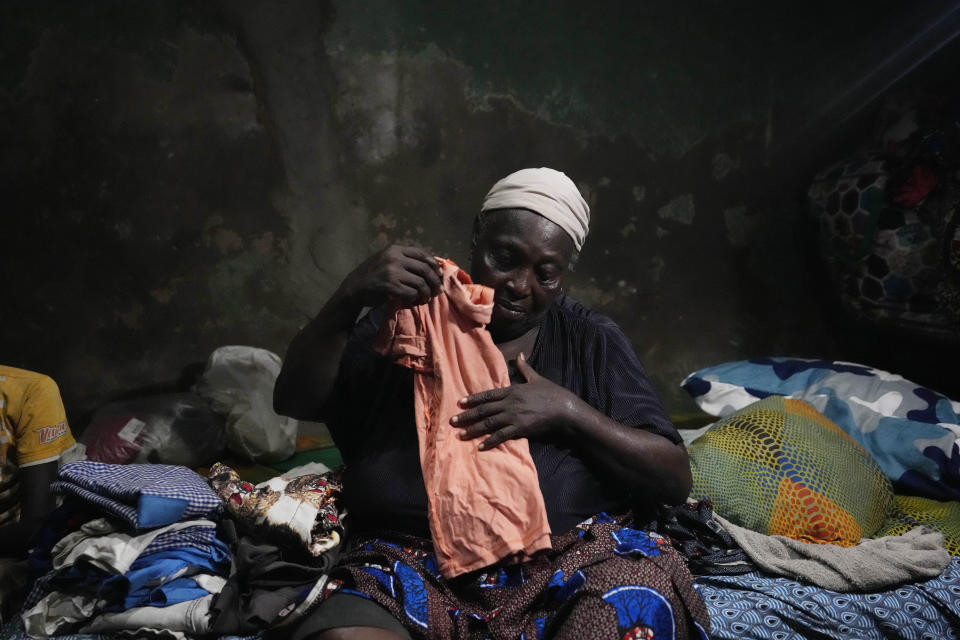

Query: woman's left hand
left=450, top=352, right=583, bottom=450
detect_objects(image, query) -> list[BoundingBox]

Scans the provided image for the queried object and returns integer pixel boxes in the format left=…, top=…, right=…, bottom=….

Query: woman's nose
left=506, top=269, right=532, bottom=296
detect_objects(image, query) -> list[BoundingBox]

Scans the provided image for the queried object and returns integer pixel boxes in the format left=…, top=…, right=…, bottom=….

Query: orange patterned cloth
left=374, top=258, right=551, bottom=577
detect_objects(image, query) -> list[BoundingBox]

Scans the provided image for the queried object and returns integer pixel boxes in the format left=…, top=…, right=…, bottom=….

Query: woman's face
left=470, top=209, right=576, bottom=342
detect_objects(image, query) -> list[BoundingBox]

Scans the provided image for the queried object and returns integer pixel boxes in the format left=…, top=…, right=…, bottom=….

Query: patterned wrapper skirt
left=320, top=513, right=711, bottom=639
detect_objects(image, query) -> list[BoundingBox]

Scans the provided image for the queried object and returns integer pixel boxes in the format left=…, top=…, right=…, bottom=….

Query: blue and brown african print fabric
left=321, top=513, right=710, bottom=639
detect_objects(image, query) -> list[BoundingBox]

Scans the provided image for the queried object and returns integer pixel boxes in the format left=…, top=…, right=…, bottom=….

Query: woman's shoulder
left=551, top=295, right=656, bottom=372
left=552, top=295, right=623, bottom=336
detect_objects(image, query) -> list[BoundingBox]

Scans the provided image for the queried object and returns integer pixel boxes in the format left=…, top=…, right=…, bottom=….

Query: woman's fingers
left=399, top=248, right=442, bottom=290
left=377, top=247, right=440, bottom=303
left=345, top=245, right=443, bottom=308
left=515, top=352, right=539, bottom=382
left=456, top=412, right=513, bottom=440
left=479, top=425, right=522, bottom=450
left=457, top=386, right=510, bottom=409
left=386, top=282, right=425, bottom=305
left=450, top=397, right=502, bottom=426
left=381, top=263, right=439, bottom=306
left=398, top=257, right=442, bottom=297
left=400, top=245, right=441, bottom=271
left=395, top=272, right=433, bottom=304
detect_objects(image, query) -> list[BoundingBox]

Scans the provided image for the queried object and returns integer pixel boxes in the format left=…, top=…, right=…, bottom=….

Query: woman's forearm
left=565, top=402, right=692, bottom=506
left=273, top=287, right=363, bottom=421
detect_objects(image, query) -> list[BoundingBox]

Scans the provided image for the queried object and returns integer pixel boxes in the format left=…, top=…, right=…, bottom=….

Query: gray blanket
left=715, top=515, right=950, bottom=592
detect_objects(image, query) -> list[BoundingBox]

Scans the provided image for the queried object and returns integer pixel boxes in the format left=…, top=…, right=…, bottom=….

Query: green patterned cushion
left=688, top=396, right=893, bottom=545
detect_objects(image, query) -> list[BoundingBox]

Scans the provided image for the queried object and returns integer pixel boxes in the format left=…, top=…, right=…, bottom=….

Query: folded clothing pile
left=208, top=462, right=343, bottom=559
left=21, top=462, right=229, bottom=639
left=205, top=463, right=346, bottom=636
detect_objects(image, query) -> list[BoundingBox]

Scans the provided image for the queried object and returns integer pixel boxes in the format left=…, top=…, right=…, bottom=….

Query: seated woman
left=275, top=168, right=708, bottom=639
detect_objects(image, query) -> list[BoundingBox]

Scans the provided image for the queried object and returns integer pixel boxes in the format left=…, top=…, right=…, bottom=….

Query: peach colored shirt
left=374, top=258, right=551, bottom=578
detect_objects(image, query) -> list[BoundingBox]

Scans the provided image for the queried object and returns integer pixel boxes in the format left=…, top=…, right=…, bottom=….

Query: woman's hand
left=340, top=245, right=442, bottom=309
left=275, top=244, right=441, bottom=421
left=450, top=352, right=584, bottom=450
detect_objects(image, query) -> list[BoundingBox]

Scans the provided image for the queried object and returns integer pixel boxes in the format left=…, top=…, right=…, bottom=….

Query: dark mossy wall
left=2, top=1, right=958, bottom=426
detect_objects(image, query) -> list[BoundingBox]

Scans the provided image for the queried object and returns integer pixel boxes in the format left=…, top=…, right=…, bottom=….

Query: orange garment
left=374, top=258, right=551, bottom=578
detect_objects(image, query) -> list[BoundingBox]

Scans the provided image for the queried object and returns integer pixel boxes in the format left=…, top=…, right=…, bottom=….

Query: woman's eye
left=490, top=250, right=514, bottom=269
left=536, top=271, right=559, bottom=285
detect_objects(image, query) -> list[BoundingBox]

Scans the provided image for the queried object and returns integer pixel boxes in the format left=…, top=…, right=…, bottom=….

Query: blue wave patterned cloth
left=681, top=358, right=960, bottom=501
left=696, top=557, right=960, bottom=640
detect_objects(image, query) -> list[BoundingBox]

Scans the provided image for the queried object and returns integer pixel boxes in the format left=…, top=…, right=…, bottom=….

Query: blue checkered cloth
left=51, top=462, right=222, bottom=530
left=143, top=521, right=220, bottom=556
left=23, top=521, right=223, bottom=610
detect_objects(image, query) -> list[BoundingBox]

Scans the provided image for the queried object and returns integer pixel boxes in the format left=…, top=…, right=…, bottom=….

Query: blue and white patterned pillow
left=681, top=357, right=960, bottom=501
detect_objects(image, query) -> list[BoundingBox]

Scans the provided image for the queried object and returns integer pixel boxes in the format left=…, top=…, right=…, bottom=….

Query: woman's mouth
left=494, top=299, right=527, bottom=318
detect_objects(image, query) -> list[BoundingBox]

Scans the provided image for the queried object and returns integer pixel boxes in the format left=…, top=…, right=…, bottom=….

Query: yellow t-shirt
left=0, top=365, right=76, bottom=527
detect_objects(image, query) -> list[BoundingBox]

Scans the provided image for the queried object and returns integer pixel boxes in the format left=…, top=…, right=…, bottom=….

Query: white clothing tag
left=117, top=418, right=147, bottom=443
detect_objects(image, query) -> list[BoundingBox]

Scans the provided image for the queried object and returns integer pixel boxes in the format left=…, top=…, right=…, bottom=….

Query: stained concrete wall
left=2, top=1, right=957, bottom=426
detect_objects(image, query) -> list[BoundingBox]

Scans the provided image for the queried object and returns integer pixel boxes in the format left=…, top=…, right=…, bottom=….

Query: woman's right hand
left=340, top=245, right=443, bottom=308
left=276, top=245, right=441, bottom=420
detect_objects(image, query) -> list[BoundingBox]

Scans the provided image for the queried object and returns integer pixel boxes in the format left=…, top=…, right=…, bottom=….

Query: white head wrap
left=481, top=167, right=590, bottom=251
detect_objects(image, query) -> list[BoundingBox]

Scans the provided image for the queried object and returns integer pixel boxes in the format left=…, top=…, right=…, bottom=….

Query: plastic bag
left=81, top=393, right=226, bottom=468
left=193, top=346, right=298, bottom=463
